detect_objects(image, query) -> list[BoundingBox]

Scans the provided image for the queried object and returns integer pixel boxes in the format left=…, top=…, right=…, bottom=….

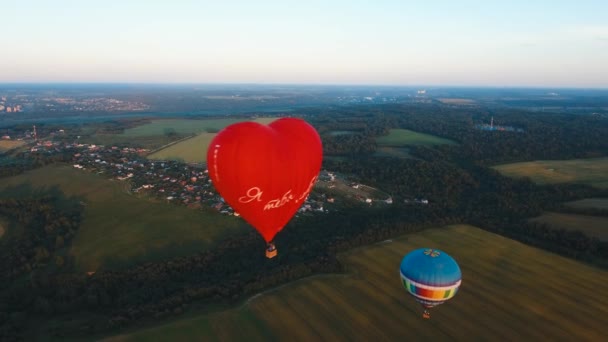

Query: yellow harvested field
left=493, top=157, right=608, bottom=188
left=0, top=139, right=25, bottom=151
left=107, top=225, right=608, bottom=341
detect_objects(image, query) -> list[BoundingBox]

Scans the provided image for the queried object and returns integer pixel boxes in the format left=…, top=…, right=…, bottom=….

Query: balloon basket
left=422, top=310, right=431, bottom=319
left=266, top=243, right=277, bottom=259
left=266, top=249, right=277, bottom=258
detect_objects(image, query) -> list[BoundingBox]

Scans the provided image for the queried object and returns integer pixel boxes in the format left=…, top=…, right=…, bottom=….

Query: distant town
left=0, top=94, right=149, bottom=114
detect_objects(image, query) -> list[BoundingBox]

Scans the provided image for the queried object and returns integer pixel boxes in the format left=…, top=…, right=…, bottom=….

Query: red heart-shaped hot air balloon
left=207, top=118, right=323, bottom=256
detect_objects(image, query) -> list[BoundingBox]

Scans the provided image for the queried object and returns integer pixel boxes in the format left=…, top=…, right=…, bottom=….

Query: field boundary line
left=147, top=134, right=198, bottom=155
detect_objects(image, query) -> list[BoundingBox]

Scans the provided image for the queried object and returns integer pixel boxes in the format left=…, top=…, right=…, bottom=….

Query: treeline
left=0, top=203, right=456, bottom=340
left=0, top=190, right=83, bottom=280
left=0, top=151, right=72, bottom=178
left=324, top=154, right=607, bottom=265
left=304, top=103, right=608, bottom=164
left=554, top=205, right=608, bottom=217
left=0, top=155, right=36, bottom=178
left=315, top=112, right=393, bottom=156
left=322, top=133, right=377, bottom=155
left=384, top=104, right=608, bottom=164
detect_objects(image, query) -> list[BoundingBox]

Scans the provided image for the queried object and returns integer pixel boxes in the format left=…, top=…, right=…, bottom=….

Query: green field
left=376, top=129, right=456, bottom=147
left=123, top=118, right=277, bottom=137
left=82, top=118, right=278, bottom=150
left=328, top=130, right=357, bottom=136
left=0, top=165, right=247, bottom=271
left=147, top=133, right=216, bottom=163
left=143, top=118, right=278, bottom=163
left=493, top=157, right=608, bottom=188
left=0, top=139, right=25, bottom=152
left=107, top=225, right=608, bottom=341
left=373, top=146, right=412, bottom=159
left=530, top=212, right=608, bottom=241
left=84, top=134, right=175, bottom=150
left=565, top=198, right=608, bottom=210
left=437, top=98, right=476, bottom=105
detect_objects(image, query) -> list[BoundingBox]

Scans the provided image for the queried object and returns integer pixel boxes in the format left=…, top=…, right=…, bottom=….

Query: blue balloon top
left=400, top=248, right=461, bottom=287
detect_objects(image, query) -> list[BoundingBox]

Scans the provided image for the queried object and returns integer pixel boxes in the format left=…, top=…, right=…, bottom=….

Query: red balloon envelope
left=207, top=118, right=323, bottom=244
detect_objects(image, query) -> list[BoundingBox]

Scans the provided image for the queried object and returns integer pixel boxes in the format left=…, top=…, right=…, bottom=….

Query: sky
left=1, top=0, right=607, bottom=87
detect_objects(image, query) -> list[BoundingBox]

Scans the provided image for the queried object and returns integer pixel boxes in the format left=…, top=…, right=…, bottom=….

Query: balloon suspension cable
left=266, top=241, right=277, bottom=259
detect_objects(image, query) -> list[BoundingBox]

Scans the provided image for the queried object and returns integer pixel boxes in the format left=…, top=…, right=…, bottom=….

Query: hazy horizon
left=3, top=0, right=607, bottom=87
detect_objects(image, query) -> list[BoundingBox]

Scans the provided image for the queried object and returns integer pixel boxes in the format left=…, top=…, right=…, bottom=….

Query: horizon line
left=0, top=82, right=607, bottom=90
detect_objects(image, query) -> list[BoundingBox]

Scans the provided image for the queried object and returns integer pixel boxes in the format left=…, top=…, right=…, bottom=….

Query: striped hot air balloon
left=399, top=248, right=461, bottom=319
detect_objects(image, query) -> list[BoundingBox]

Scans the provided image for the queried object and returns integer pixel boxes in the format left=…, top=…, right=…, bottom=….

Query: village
left=4, top=122, right=431, bottom=214
left=17, top=138, right=403, bottom=217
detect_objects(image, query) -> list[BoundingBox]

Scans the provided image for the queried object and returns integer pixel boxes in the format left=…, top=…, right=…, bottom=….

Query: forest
left=0, top=102, right=607, bottom=340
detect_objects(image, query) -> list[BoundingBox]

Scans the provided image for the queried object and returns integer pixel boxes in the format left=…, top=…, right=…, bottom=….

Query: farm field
left=373, top=146, right=412, bottom=159
left=437, top=98, right=476, bottom=105
left=122, top=117, right=276, bottom=137
left=493, top=157, right=608, bottom=188
left=376, top=129, right=456, bottom=147
left=315, top=173, right=391, bottom=206
left=0, top=216, right=7, bottom=239
left=84, top=134, right=175, bottom=150
left=143, top=117, right=277, bottom=163
left=0, top=165, right=247, bottom=271
left=0, top=139, right=25, bottom=152
left=565, top=198, right=608, bottom=210
left=529, top=212, right=608, bottom=241
left=147, top=133, right=216, bottom=163
left=328, top=130, right=357, bottom=136
left=106, top=225, right=608, bottom=341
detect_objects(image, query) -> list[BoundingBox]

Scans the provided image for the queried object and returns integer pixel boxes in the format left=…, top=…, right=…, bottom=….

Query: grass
left=373, top=146, right=412, bottom=159
left=0, top=140, right=25, bottom=152
left=147, top=133, right=216, bottom=163
left=565, top=198, right=608, bottom=210
left=0, top=165, right=248, bottom=271
left=376, top=129, right=456, bottom=147
left=83, top=134, right=175, bottom=150
left=122, top=118, right=277, bottom=137
left=106, top=225, right=608, bottom=341
left=437, top=98, right=476, bottom=105
left=530, top=212, right=608, bottom=241
left=328, top=130, right=357, bottom=136
left=493, top=157, right=608, bottom=188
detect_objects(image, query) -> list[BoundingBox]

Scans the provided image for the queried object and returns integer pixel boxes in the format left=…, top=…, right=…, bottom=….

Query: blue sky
left=2, top=0, right=607, bottom=87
